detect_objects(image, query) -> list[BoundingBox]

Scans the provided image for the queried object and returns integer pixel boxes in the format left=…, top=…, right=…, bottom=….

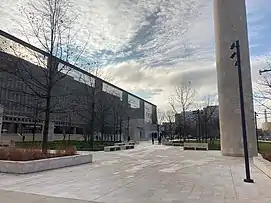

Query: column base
left=221, top=151, right=257, bottom=157
left=244, top=178, right=254, bottom=183
left=222, top=151, right=244, bottom=157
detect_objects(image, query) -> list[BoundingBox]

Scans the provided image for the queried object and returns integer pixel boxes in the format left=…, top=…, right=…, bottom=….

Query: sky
left=1, top=0, right=271, bottom=124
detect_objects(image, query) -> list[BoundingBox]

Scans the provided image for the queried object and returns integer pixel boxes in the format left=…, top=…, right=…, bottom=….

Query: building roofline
left=0, top=29, right=156, bottom=107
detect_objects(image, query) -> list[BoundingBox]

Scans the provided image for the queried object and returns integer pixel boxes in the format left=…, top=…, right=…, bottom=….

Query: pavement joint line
left=228, top=163, right=238, bottom=200
left=93, top=171, right=148, bottom=201
left=0, top=189, right=105, bottom=203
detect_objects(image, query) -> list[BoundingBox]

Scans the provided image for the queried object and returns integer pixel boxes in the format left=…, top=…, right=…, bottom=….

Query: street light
left=127, top=116, right=130, bottom=141
left=254, top=112, right=259, bottom=152
left=230, top=40, right=254, bottom=183
left=259, top=69, right=271, bottom=75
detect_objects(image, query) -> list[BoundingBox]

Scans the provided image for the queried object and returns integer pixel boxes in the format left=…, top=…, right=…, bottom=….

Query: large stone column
left=213, top=0, right=257, bottom=156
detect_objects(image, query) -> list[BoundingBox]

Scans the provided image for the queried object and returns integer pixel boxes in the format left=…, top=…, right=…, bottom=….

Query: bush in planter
left=0, top=147, right=77, bottom=161
left=262, top=152, right=271, bottom=162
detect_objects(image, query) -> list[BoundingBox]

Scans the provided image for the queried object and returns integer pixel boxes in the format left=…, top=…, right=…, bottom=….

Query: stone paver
left=0, top=142, right=270, bottom=203
left=0, top=189, right=101, bottom=203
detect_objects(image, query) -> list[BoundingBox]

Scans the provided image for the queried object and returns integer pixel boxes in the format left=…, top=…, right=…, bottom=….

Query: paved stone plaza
left=0, top=142, right=271, bottom=203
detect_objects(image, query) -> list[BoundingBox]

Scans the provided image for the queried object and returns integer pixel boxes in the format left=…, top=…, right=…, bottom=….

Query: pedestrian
left=151, top=133, right=154, bottom=145
left=22, top=135, right=25, bottom=143
left=128, top=135, right=131, bottom=142
left=158, top=136, right=161, bottom=145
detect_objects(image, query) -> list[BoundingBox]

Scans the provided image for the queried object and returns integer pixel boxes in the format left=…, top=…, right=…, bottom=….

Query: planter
left=0, top=153, right=92, bottom=174
left=253, top=154, right=271, bottom=178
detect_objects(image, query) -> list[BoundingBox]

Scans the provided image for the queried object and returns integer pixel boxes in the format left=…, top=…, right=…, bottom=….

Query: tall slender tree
left=0, top=0, right=86, bottom=152
left=169, top=81, right=196, bottom=142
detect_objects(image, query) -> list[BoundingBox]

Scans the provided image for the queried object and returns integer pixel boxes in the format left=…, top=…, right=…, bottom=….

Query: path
left=0, top=142, right=270, bottom=203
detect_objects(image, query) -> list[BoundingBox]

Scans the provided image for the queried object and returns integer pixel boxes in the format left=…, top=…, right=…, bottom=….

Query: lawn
left=207, top=140, right=271, bottom=153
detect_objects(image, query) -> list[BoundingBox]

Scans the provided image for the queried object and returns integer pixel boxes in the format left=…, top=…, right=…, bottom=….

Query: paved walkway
left=0, top=189, right=99, bottom=203
left=0, top=142, right=271, bottom=203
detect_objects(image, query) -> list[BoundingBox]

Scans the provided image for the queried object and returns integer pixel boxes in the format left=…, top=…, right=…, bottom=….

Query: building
left=161, top=121, right=176, bottom=138
left=0, top=38, right=157, bottom=141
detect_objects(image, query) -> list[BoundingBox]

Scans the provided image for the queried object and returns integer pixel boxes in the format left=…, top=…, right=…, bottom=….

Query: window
left=0, top=77, right=4, bottom=88
left=7, top=79, right=13, bottom=88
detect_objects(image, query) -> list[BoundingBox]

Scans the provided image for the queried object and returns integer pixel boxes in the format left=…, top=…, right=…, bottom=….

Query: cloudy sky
left=1, top=0, right=271, bottom=122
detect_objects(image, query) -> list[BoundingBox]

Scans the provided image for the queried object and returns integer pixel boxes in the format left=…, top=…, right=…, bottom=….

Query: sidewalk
left=0, top=143, right=271, bottom=203
left=0, top=189, right=102, bottom=203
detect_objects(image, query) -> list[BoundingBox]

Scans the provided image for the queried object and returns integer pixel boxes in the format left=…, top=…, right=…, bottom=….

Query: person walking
left=151, top=133, right=154, bottom=144
left=158, top=135, right=161, bottom=145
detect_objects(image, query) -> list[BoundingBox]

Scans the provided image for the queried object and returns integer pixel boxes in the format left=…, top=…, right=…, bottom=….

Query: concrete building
left=0, top=47, right=157, bottom=141
left=174, top=106, right=220, bottom=139
left=213, top=0, right=257, bottom=156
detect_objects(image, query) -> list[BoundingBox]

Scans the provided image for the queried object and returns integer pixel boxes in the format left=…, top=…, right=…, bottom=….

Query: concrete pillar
left=213, top=0, right=257, bottom=156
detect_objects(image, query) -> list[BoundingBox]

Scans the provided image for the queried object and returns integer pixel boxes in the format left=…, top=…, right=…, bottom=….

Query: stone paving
left=0, top=189, right=99, bottom=203
left=0, top=142, right=271, bottom=203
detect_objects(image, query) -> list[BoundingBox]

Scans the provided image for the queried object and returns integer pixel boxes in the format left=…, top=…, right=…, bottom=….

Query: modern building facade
left=0, top=33, right=158, bottom=142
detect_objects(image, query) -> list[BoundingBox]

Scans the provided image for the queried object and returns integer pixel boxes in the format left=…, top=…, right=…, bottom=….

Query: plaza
left=0, top=142, right=270, bottom=203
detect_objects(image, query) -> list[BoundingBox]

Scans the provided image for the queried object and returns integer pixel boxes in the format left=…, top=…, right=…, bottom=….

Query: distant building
left=161, top=121, right=176, bottom=138
left=174, top=105, right=220, bottom=138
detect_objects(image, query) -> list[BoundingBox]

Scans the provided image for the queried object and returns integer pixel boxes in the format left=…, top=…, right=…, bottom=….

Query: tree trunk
left=32, top=124, right=36, bottom=143
left=89, top=102, right=95, bottom=148
left=119, top=119, right=122, bottom=142
left=42, top=96, right=50, bottom=153
left=182, top=109, right=186, bottom=143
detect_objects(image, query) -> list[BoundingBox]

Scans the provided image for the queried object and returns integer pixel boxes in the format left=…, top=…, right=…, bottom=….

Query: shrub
left=262, top=152, right=271, bottom=162
left=0, top=147, right=77, bottom=161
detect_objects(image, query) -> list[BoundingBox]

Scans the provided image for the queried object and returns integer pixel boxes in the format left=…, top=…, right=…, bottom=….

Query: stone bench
left=104, top=146, right=121, bottom=152
left=121, top=145, right=135, bottom=150
left=183, top=142, right=208, bottom=150
left=172, top=141, right=182, bottom=146
left=114, top=143, right=126, bottom=146
left=163, top=140, right=173, bottom=146
left=128, top=141, right=136, bottom=146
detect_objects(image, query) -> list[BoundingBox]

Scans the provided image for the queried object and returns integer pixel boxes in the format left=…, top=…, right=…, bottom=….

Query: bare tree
left=156, top=109, right=165, bottom=138
left=0, top=0, right=86, bottom=152
left=255, top=65, right=271, bottom=111
left=164, top=109, right=175, bottom=140
left=197, top=95, right=219, bottom=143
left=157, top=109, right=165, bottom=125
left=169, top=81, right=196, bottom=142
left=110, top=95, right=126, bottom=142
left=75, top=64, right=114, bottom=145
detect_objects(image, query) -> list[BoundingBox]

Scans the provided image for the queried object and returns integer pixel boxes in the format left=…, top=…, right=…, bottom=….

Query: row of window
left=3, top=116, right=42, bottom=123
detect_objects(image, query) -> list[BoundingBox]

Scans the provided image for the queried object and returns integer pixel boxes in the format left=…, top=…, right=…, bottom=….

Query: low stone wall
left=0, top=153, right=92, bottom=174
left=253, top=154, right=271, bottom=178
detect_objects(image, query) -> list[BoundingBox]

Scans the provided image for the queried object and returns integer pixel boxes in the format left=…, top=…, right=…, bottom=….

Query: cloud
left=0, top=0, right=271, bottom=117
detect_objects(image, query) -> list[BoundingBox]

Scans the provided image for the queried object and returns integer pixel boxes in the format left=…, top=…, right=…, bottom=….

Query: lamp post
left=254, top=112, right=259, bottom=152
left=192, top=110, right=200, bottom=142
left=230, top=40, right=254, bottom=183
left=127, top=116, right=130, bottom=141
